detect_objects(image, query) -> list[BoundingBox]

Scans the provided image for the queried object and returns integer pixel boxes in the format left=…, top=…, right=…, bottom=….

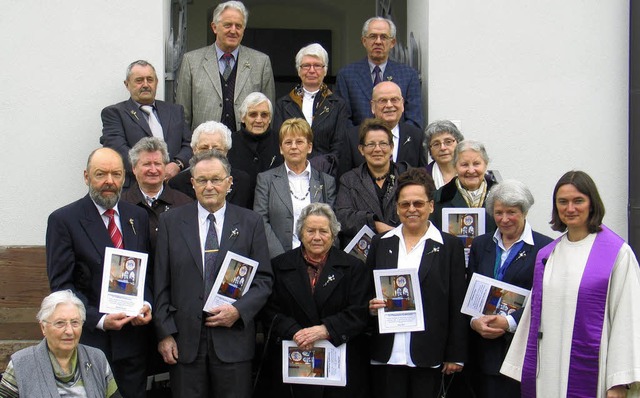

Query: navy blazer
left=100, top=98, right=193, bottom=187
left=467, top=230, right=553, bottom=374
left=335, top=57, right=424, bottom=129
left=46, top=195, right=151, bottom=361
left=367, top=230, right=468, bottom=366
left=153, top=201, right=273, bottom=364
left=338, top=122, right=427, bottom=177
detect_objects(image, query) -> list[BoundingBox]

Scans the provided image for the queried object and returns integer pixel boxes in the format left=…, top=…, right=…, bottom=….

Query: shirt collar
left=132, top=99, right=156, bottom=109
left=492, top=220, right=535, bottom=247
left=215, top=44, right=239, bottom=60
left=285, top=161, right=311, bottom=177
left=197, top=201, right=226, bottom=225
left=92, top=200, right=120, bottom=217
left=368, top=60, right=388, bottom=74
left=381, top=221, right=444, bottom=245
left=140, top=184, right=164, bottom=203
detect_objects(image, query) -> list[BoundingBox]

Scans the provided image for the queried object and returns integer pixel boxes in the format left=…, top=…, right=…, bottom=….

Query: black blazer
left=46, top=195, right=151, bottom=361
left=153, top=202, right=273, bottom=364
left=264, top=246, right=370, bottom=397
left=467, top=230, right=553, bottom=374
left=367, top=230, right=468, bottom=367
left=338, top=122, right=427, bottom=177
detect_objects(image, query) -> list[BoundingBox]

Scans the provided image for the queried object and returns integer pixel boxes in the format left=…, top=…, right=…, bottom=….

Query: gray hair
left=239, top=92, right=273, bottom=119
left=37, top=290, right=86, bottom=323
left=453, top=140, right=490, bottom=165
left=485, top=179, right=535, bottom=216
left=125, top=60, right=156, bottom=81
left=295, top=43, right=329, bottom=73
left=295, top=203, right=341, bottom=240
left=423, top=120, right=465, bottom=148
left=191, top=121, right=233, bottom=151
left=129, top=137, right=170, bottom=167
left=189, top=149, right=231, bottom=177
left=362, top=17, right=396, bottom=38
left=212, top=1, right=248, bottom=26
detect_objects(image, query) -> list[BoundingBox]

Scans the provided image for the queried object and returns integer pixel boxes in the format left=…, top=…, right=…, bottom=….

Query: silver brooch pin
left=129, top=218, right=136, bottom=235
left=230, top=228, right=239, bottom=239
left=323, top=274, right=335, bottom=287
left=130, top=110, right=139, bottom=120
left=426, top=246, right=440, bottom=255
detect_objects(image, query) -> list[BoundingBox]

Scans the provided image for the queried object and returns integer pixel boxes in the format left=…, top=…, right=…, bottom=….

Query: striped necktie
left=104, top=209, right=124, bottom=249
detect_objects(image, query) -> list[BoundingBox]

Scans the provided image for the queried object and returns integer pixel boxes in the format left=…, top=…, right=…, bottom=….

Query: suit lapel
left=234, top=46, right=250, bottom=101
left=125, top=99, right=152, bottom=136
left=355, top=59, right=374, bottom=107
left=78, top=196, right=112, bottom=258
left=418, top=239, right=440, bottom=283
left=355, top=166, right=385, bottom=219
left=155, top=101, right=170, bottom=140
left=502, top=242, right=533, bottom=282
left=310, top=169, right=324, bottom=203
left=180, top=205, right=204, bottom=277
left=480, top=239, right=497, bottom=278
left=215, top=204, right=241, bottom=274
left=203, top=47, right=223, bottom=99
left=280, top=256, right=319, bottom=323
left=397, top=124, right=411, bottom=161
left=119, top=205, right=140, bottom=250
left=272, top=167, right=294, bottom=216
left=313, top=254, right=344, bottom=309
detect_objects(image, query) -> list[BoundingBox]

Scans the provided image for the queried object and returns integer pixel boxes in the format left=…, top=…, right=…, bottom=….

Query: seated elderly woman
left=423, top=120, right=464, bottom=189
left=272, top=43, right=351, bottom=176
left=368, top=168, right=467, bottom=397
left=466, top=180, right=552, bottom=398
left=254, top=118, right=336, bottom=259
left=169, top=120, right=252, bottom=208
left=431, top=140, right=498, bottom=234
left=0, top=290, right=120, bottom=397
left=335, top=118, right=410, bottom=245
left=227, top=92, right=283, bottom=200
left=263, top=203, right=370, bottom=397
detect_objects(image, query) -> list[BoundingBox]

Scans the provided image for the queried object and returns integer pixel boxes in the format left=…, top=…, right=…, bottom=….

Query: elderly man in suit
left=169, top=120, right=252, bottom=208
left=101, top=60, right=193, bottom=188
left=176, top=1, right=275, bottom=133
left=46, top=147, right=152, bottom=398
left=154, top=149, right=273, bottom=397
left=338, top=81, right=426, bottom=176
left=335, top=17, right=424, bottom=129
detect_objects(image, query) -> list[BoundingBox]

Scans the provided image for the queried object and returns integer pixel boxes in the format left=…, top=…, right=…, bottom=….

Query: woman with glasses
left=227, top=92, right=283, bottom=204
left=272, top=43, right=351, bottom=176
left=431, top=140, right=498, bottom=234
left=368, top=168, right=467, bottom=398
left=335, top=118, right=410, bottom=245
left=254, top=118, right=336, bottom=259
left=0, top=290, right=121, bottom=397
left=423, top=120, right=465, bottom=189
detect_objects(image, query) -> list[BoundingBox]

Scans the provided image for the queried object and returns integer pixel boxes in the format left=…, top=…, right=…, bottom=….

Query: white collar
left=381, top=221, right=444, bottom=245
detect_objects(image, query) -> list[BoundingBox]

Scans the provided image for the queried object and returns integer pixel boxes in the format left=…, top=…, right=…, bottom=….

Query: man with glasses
left=46, top=147, right=152, bottom=398
left=339, top=81, right=426, bottom=176
left=335, top=17, right=424, bottom=129
left=154, top=149, right=272, bottom=397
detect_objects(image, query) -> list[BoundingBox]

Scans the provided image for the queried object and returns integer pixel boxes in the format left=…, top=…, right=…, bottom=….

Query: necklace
left=290, top=185, right=310, bottom=201
left=374, top=172, right=389, bottom=181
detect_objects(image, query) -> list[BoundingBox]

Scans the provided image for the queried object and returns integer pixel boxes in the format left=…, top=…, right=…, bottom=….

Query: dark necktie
left=222, top=53, right=234, bottom=81
left=204, top=214, right=220, bottom=295
left=373, top=65, right=382, bottom=85
left=105, top=209, right=124, bottom=249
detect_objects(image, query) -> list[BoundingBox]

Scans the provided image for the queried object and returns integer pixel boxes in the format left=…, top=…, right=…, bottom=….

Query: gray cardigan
left=10, top=339, right=113, bottom=398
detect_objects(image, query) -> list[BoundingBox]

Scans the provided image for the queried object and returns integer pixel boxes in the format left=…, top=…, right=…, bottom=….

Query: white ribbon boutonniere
left=323, top=274, right=335, bottom=287
left=244, top=62, right=251, bottom=69
left=130, top=110, right=139, bottom=120
left=426, top=246, right=440, bottom=255
left=515, top=251, right=526, bottom=261
left=317, top=106, right=330, bottom=117
left=386, top=76, right=393, bottom=81
left=129, top=218, right=136, bottom=235
left=312, top=184, right=324, bottom=198
left=403, top=136, right=411, bottom=145
left=230, top=228, right=239, bottom=239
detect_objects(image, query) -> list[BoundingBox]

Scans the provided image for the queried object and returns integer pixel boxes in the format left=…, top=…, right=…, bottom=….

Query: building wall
left=411, top=0, right=629, bottom=238
left=0, top=0, right=166, bottom=245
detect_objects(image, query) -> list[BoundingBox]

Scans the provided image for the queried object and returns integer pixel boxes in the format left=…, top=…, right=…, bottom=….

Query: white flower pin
left=230, top=228, right=239, bottom=239
left=323, top=274, right=335, bottom=287
left=130, top=110, right=139, bottom=120
left=426, top=246, right=440, bottom=255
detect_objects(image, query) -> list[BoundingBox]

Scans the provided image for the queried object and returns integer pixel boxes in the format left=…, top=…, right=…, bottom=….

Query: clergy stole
left=521, top=225, right=624, bottom=398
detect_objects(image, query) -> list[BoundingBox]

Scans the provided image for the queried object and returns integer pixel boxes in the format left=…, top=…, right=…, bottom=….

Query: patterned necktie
left=104, top=209, right=124, bottom=249
left=222, top=53, right=234, bottom=81
left=373, top=65, right=382, bottom=85
left=140, top=105, right=164, bottom=139
left=204, top=214, right=220, bottom=295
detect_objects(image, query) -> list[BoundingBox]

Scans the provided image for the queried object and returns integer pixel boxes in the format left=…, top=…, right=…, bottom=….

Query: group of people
left=1, top=1, right=639, bottom=398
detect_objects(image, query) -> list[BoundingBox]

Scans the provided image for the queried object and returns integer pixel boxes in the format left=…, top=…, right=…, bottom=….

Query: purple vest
left=521, top=225, right=624, bottom=398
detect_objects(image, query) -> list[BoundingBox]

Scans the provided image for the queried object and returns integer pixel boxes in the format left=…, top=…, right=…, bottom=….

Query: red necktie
left=105, top=209, right=124, bottom=249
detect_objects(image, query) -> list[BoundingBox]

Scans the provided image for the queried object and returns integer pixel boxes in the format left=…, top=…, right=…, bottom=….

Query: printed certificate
left=99, top=247, right=148, bottom=316
left=282, top=340, right=347, bottom=386
left=373, top=268, right=424, bottom=333
left=203, top=251, right=258, bottom=312
left=461, top=273, right=530, bottom=318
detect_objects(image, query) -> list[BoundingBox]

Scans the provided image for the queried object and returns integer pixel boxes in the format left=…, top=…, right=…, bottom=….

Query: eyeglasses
left=373, top=97, right=403, bottom=106
left=194, top=176, right=230, bottom=187
left=299, top=63, right=325, bottom=71
left=429, top=139, right=457, bottom=150
left=44, top=319, right=84, bottom=329
left=364, top=33, right=393, bottom=42
left=361, top=141, right=391, bottom=151
left=282, top=139, right=308, bottom=148
left=196, top=145, right=224, bottom=153
left=246, top=111, right=270, bottom=119
left=398, top=200, right=428, bottom=210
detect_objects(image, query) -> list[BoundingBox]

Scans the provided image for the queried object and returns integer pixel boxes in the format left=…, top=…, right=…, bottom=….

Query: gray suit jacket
left=253, top=164, right=336, bottom=259
left=176, top=44, right=276, bottom=131
left=154, top=201, right=273, bottom=363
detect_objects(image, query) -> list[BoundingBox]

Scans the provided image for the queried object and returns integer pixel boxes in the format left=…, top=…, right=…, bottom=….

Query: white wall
left=410, top=0, right=630, bottom=238
left=0, top=1, right=165, bottom=245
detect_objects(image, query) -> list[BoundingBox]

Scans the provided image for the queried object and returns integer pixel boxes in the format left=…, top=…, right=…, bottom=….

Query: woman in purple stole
left=501, top=171, right=640, bottom=397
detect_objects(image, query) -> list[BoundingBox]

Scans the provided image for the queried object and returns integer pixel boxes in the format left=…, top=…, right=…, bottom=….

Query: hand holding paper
left=131, top=303, right=152, bottom=326
left=205, top=304, right=240, bottom=328
left=293, top=325, right=329, bottom=350
left=103, top=312, right=135, bottom=330
left=369, top=298, right=386, bottom=316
